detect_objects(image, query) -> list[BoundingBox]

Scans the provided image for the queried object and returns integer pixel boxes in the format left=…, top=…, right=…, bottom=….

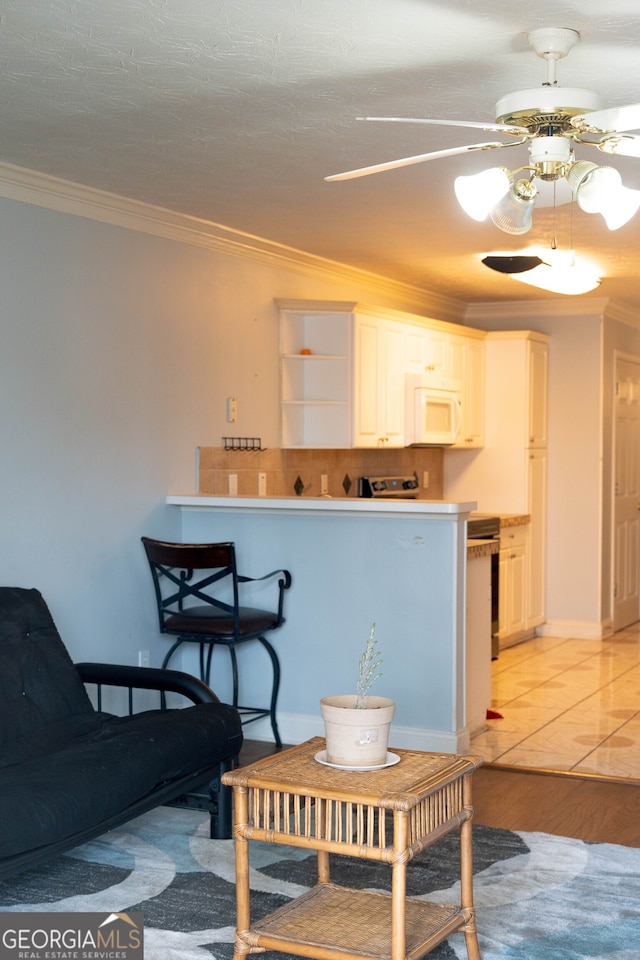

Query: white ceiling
left=2, top=0, right=640, bottom=308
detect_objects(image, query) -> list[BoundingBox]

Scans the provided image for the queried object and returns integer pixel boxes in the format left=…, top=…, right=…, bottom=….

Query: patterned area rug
left=1, top=806, right=639, bottom=960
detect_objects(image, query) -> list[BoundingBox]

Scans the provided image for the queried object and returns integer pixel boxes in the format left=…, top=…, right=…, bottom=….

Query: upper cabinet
left=279, top=304, right=352, bottom=448
left=353, top=315, right=406, bottom=448
left=276, top=299, right=486, bottom=449
left=484, top=330, right=549, bottom=459
left=452, top=334, right=485, bottom=449
left=528, top=336, right=548, bottom=447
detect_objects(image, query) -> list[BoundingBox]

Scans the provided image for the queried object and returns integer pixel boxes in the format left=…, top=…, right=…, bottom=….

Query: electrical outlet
left=423, top=471, right=430, bottom=488
left=138, top=649, right=150, bottom=668
left=321, top=474, right=329, bottom=496
left=258, top=472, right=267, bottom=496
left=228, top=473, right=238, bottom=495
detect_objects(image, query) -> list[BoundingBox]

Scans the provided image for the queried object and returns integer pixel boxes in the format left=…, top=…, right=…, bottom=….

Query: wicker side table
left=222, top=737, right=483, bottom=960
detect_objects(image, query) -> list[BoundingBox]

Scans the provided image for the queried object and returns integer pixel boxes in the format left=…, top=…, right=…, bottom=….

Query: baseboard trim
left=245, top=712, right=469, bottom=756
left=537, top=619, right=612, bottom=640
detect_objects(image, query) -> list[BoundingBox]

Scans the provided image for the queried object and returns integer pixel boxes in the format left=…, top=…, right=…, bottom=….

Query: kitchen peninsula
left=166, top=493, right=488, bottom=754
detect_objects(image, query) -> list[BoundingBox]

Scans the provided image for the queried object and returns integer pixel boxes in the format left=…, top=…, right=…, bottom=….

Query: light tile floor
left=469, top=625, right=640, bottom=779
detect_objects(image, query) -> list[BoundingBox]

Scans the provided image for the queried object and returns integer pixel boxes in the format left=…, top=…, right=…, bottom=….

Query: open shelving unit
left=280, top=307, right=352, bottom=448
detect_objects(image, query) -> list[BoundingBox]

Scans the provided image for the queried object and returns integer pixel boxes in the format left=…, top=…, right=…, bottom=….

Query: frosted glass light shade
left=576, top=165, right=620, bottom=213
left=598, top=182, right=640, bottom=230
left=570, top=163, right=640, bottom=230
left=454, top=167, right=510, bottom=221
left=490, top=183, right=536, bottom=235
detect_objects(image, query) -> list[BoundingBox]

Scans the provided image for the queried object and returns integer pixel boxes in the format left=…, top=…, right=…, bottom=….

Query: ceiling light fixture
left=327, top=26, right=640, bottom=243
left=481, top=255, right=544, bottom=274
left=455, top=145, right=640, bottom=235
left=482, top=247, right=601, bottom=295
left=565, top=161, right=640, bottom=230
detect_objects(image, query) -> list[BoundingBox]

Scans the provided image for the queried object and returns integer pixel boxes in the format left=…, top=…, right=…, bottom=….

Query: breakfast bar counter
left=166, top=493, right=474, bottom=519
left=165, top=494, right=478, bottom=754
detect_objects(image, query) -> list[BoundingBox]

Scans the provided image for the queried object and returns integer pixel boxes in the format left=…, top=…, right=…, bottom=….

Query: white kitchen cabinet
left=528, top=337, right=548, bottom=447
left=353, top=315, right=405, bottom=448
left=277, top=299, right=484, bottom=449
left=279, top=304, right=352, bottom=448
left=498, top=525, right=527, bottom=644
left=453, top=335, right=485, bottom=448
left=444, top=330, right=548, bottom=643
left=486, top=333, right=548, bottom=642
left=405, top=325, right=466, bottom=384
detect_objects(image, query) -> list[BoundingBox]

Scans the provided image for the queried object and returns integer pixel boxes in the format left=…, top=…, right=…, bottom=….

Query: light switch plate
left=226, top=397, right=238, bottom=423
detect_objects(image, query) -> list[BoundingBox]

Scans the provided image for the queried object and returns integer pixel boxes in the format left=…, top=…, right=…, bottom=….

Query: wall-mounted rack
left=222, top=437, right=265, bottom=452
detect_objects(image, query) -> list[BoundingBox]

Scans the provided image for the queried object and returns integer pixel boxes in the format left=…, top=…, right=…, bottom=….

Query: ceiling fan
left=326, top=27, right=640, bottom=236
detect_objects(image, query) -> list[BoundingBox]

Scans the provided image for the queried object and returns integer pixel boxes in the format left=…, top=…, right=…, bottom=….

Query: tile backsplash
left=198, top=446, right=445, bottom=499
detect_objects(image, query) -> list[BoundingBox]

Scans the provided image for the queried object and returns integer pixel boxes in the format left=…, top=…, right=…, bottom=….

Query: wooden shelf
left=251, top=882, right=468, bottom=960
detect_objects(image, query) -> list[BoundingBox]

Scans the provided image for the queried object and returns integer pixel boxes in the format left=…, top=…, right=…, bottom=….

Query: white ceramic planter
left=320, top=694, right=396, bottom=767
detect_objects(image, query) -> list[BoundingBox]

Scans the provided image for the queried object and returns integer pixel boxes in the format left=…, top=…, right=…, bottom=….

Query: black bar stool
left=141, top=538, right=292, bottom=746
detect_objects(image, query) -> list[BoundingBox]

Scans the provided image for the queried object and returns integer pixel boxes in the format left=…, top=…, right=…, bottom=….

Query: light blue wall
left=176, top=505, right=469, bottom=752
left=0, top=195, right=445, bottom=668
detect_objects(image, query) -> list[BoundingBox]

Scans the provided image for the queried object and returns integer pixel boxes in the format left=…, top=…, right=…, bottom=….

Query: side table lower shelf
left=245, top=882, right=472, bottom=960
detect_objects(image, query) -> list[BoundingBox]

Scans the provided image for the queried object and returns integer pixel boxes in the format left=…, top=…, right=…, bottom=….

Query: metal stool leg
left=203, top=643, right=214, bottom=686
left=161, top=638, right=184, bottom=671
left=160, top=639, right=185, bottom=708
left=228, top=645, right=240, bottom=707
left=258, top=635, right=282, bottom=747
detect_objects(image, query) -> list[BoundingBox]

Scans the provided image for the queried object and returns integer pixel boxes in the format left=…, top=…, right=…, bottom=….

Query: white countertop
left=166, top=494, right=477, bottom=520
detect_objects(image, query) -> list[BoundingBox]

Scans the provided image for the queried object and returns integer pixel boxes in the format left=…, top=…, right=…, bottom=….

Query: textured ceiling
left=2, top=0, right=640, bottom=308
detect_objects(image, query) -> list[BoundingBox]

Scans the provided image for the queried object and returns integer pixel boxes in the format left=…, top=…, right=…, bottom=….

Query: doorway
left=613, top=354, right=640, bottom=631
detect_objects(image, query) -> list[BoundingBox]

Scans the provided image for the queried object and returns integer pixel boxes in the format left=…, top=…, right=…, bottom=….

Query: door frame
left=612, top=350, right=640, bottom=631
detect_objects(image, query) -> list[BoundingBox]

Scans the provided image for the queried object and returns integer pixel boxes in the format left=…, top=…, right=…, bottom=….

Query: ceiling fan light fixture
left=568, top=163, right=640, bottom=230
left=575, top=165, right=620, bottom=213
left=489, top=178, right=537, bottom=235
left=454, top=167, right=510, bottom=221
left=599, top=183, right=640, bottom=230
left=528, top=135, right=573, bottom=180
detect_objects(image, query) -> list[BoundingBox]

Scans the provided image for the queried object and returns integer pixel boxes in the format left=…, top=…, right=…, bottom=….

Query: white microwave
left=405, top=373, right=463, bottom=446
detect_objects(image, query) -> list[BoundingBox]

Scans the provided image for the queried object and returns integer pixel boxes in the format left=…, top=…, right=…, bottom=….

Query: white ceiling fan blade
left=358, top=116, right=532, bottom=137
left=597, top=133, right=640, bottom=159
left=325, top=139, right=526, bottom=183
left=572, top=102, right=640, bottom=134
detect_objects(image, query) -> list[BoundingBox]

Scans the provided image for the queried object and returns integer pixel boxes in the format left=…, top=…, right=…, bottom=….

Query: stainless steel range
left=357, top=475, right=420, bottom=499
left=468, top=513, right=501, bottom=660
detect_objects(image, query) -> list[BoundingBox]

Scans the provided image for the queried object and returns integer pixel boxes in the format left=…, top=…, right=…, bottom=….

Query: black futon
left=0, top=587, right=243, bottom=879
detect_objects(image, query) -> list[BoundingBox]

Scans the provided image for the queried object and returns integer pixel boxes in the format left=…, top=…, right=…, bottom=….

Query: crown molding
left=601, top=299, right=640, bottom=330
left=465, top=296, right=640, bottom=330
left=0, top=160, right=465, bottom=323
left=464, top=296, right=612, bottom=324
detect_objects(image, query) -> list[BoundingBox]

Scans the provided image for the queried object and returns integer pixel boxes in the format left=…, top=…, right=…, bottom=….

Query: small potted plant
left=320, top=624, right=396, bottom=767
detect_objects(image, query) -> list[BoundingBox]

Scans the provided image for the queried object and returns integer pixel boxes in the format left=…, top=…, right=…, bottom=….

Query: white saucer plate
left=314, top=750, right=400, bottom=771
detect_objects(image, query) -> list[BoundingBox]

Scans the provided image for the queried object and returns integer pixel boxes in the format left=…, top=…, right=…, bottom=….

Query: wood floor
left=238, top=741, right=640, bottom=848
